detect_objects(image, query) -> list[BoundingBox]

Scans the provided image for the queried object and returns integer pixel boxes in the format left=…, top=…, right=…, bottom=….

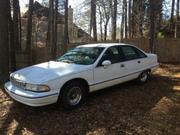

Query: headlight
left=25, top=83, right=50, bottom=92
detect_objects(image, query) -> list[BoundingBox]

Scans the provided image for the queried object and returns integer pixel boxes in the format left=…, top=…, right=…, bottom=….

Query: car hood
left=11, top=61, right=91, bottom=84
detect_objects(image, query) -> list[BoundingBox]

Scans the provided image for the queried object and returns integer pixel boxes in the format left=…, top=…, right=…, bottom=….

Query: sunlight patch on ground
left=21, top=127, right=35, bottom=135
left=86, top=128, right=107, bottom=135
left=173, top=85, right=180, bottom=92
left=174, top=73, right=180, bottom=78
left=154, top=69, right=171, bottom=77
left=7, top=119, right=19, bottom=135
left=146, top=95, right=180, bottom=134
left=150, top=96, right=175, bottom=115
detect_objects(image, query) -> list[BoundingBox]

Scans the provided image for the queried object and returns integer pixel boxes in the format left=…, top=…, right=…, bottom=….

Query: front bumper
left=4, top=82, right=59, bottom=107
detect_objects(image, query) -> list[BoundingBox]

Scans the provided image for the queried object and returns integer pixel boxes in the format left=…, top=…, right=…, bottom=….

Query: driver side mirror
left=102, top=60, right=111, bottom=68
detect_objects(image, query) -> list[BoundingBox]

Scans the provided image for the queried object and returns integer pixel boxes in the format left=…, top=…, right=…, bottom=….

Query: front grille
left=10, top=76, right=26, bottom=89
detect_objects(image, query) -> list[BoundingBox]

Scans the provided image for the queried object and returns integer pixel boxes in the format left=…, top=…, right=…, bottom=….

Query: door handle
left=120, top=64, right=125, bottom=68
left=137, top=61, right=141, bottom=64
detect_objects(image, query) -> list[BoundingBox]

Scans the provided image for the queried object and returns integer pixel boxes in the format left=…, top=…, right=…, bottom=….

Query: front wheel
left=60, top=81, right=87, bottom=110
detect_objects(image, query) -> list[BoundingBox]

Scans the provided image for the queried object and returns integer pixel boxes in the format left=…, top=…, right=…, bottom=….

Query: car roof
left=78, top=43, right=131, bottom=48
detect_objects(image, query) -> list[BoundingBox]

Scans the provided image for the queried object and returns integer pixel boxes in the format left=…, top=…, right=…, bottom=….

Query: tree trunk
left=170, top=0, right=175, bottom=24
left=131, top=0, right=136, bottom=38
left=101, top=0, right=110, bottom=41
left=8, top=0, right=16, bottom=71
left=128, top=0, right=132, bottom=38
left=90, top=10, right=93, bottom=37
left=157, top=0, right=163, bottom=31
left=112, top=0, right=117, bottom=41
left=175, top=0, right=180, bottom=38
left=98, top=6, right=103, bottom=41
left=0, top=0, right=9, bottom=83
left=49, top=0, right=54, bottom=51
left=91, top=0, right=97, bottom=41
left=26, top=0, right=34, bottom=66
left=46, top=10, right=50, bottom=47
left=139, top=0, right=144, bottom=37
left=17, top=0, right=22, bottom=50
left=121, top=2, right=125, bottom=40
left=149, top=0, right=156, bottom=53
left=177, top=0, right=180, bottom=20
left=13, top=0, right=21, bottom=50
left=52, top=0, right=58, bottom=59
left=124, top=0, right=128, bottom=39
left=63, top=0, right=69, bottom=54
left=104, top=16, right=110, bottom=41
left=104, top=22, right=108, bottom=41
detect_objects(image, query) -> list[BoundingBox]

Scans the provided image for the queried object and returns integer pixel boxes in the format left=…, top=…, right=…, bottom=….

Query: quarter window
left=133, top=47, right=147, bottom=58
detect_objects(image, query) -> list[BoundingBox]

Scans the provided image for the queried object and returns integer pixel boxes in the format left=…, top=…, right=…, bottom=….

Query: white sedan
left=4, top=43, right=159, bottom=109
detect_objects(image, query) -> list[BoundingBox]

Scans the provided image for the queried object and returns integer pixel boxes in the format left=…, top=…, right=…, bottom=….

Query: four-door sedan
left=4, top=43, right=159, bottom=109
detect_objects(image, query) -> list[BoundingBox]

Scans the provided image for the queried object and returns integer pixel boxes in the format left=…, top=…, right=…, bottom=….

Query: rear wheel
left=60, top=81, right=87, bottom=110
left=137, top=70, right=150, bottom=84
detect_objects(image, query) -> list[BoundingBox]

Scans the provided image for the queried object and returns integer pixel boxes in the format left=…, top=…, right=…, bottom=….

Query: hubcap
left=140, top=72, right=147, bottom=82
left=67, top=87, right=82, bottom=106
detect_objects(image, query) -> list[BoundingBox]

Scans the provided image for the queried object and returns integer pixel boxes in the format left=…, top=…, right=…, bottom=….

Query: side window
left=98, top=46, right=123, bottom=65
left=121, top=46, right=139, bottom=60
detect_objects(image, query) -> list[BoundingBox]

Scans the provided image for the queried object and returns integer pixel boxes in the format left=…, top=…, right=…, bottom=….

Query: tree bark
left=177, top=0, right=180, bottom=20
left=46, top=4, right=50, bottom=47
left=17, top=0, right=22, bottom=50
left=8, top=0, right=16, bottom=71
left=139, top=0, right=144, bottom=37
left=170, top=0, right=175, bottom=24
left=124, top=0, right=128, bottom=39
left=0, top=0, right=9, bottom=83
left=26, top=0, right=34, bottom=66
left=121, top=2, right=125, bottom=40
left=98, top=6, right=103, bottom=41
left=52, top=0, right=58, bottom=59
left=175, top=0, right=180, bottom=38
left=101, top=0, right=110, bottom=41
left=104, top=22, right=109, bottom=41
left=157, top=0, right=163, bottom=31
left=91, top=0, right=97, bottom=41
left=13, top=0, right=21, bottom=50
left=149, top=0, right=156, bottom=53
left=128, top=0, right=132, bottom=38
left=131, top=0, right=136, bottom=38
left=49, top=0, right=54, bottom=49
left=112, top=0, right=117, bottom=41
left=63, top=0, right=69, bottom=54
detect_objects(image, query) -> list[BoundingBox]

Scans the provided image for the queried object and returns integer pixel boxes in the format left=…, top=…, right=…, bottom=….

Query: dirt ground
left=0, top=64, right=179, bottom=135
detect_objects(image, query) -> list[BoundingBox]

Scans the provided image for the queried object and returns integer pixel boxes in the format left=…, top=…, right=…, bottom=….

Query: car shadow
left=0, top=74, right=179, bottom=135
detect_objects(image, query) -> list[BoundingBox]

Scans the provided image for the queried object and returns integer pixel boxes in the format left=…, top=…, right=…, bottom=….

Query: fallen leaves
left=0, top=64, right=179, bottom=135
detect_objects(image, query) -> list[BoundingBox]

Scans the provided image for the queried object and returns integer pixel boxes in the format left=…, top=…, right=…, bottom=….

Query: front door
left=92, top=46, right=125, bottom=91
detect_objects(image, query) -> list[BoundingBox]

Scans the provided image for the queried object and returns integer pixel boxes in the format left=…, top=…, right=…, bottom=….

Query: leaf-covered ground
left=0, top=64, right=179, bottom=135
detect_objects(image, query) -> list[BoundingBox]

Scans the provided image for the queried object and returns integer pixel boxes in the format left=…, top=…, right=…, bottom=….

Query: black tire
left=60, top=81, right=87, bottom=110
left=137, top=70, right=150, bottom=84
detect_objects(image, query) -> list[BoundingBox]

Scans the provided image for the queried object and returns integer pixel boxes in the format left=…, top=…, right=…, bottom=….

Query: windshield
left=57, top=47, right=104, bottom=65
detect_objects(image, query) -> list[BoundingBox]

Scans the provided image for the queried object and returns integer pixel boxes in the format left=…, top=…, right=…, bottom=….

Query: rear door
left=120, top=45, right=147, bottom=79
